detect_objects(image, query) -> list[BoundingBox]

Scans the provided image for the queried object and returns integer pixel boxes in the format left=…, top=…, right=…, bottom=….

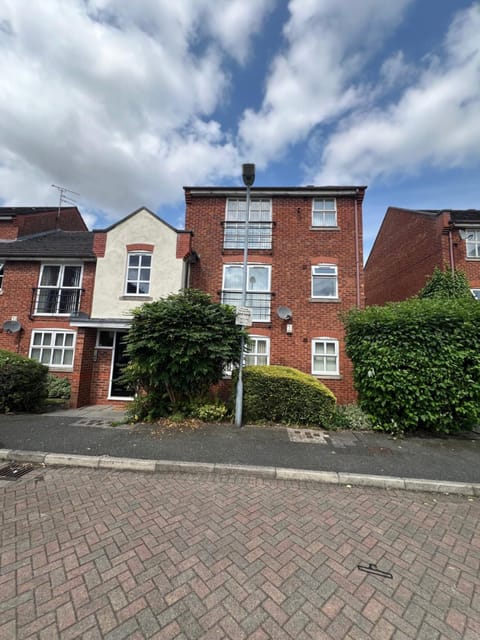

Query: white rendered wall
left=91, top=208, right=185, bottom=318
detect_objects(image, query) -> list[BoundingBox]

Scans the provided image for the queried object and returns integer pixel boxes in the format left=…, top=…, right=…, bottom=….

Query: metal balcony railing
left=223, top=221, right=273, bottom=250
left=31, top=288, right=84, bottom=317
left=221, top=291, right=272, bottom=322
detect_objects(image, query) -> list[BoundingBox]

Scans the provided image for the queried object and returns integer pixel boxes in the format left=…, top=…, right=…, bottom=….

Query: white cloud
left=314, top=3, right=480, bottom=184
left=238, top=0, right=413, bottom=165
left=0, top=0, right=273, bottom=222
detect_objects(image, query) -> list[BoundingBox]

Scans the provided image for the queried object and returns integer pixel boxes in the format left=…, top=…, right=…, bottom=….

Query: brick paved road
left=1, top=468, right=479, bottom=639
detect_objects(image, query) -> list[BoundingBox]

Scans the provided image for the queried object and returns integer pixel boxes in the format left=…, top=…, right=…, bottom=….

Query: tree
left=419, top=267, right=473, bottom=300
left=122, top=289, right=246, bottom=417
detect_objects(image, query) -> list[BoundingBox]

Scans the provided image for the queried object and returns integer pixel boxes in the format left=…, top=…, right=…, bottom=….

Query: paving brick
left=1, top=468, right=479, bottom=639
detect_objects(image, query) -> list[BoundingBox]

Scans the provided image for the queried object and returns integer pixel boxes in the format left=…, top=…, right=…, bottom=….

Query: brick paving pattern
left=1, top=468, right=479, bottom=639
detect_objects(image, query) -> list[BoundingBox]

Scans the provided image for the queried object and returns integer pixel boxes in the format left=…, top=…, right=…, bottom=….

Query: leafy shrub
left=344, top=298, right=480, bottom=434
left=47, top=374, right=71, bottom=399
left=0, top=350, right=48, bottom=413
left=190, top=402, right=229, bottom=422
left=419, top=267, right=473, bottom=300
left=332, top=404, right=373, bottom=431
left=239, top=365, right=336, bottom=427
left=123, top=289, right=246, bottom=418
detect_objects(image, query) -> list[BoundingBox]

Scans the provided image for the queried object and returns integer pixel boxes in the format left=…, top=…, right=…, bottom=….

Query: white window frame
left=245, top=336, right=270, bottom=366
left=125, top=252, right=152, bottom=296
left=311, top=264, right=338, bottom=299
left=29, top=330, right=76, bottom=368
left=466, top=229, right=480, bottom=259
left=96, top=330, right=115, bottom=348
left=222, top=264, right=272, bottom=322
left=0, top=262, right=4, bottom=291
left=312, top=198, right=337, bottom=227
left=35, top=263, right=83, bottom=315
left=471, top=289, right=480, bottom=300
left=224, top=198, right=272, bottom=249
left=312, top=338, right=339, bottom=376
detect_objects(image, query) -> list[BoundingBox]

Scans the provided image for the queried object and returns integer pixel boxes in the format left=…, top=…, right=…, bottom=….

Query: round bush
left=238, top=365, right=336, bottom=427
left=0, top=350, right=48, bottom=413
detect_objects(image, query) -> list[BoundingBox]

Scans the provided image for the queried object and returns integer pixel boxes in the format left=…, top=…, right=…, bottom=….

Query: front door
left=109, top=331, right=133, bottom=399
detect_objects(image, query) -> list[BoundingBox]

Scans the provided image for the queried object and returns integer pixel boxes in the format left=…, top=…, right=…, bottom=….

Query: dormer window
left=125, top=253, right=152, bottom=295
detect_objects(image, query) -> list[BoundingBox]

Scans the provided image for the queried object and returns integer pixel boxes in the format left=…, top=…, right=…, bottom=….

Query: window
left=224, top=198, right=272, bottom=249
left=222, top=264, right=272, bottom=322
left=471, top=289, right=480, bottom=300
left=125, top=253, right=152, bottom=295
left=0, top=262, right=4, bottom=290
left=35, top=264, right=83, bottom=314
left=30, top=331, right=75, bottom=367
left=311, top=265, right=338, bottom=298
left=466, top=230, right=480, bottom=258
left=245, top=336, right=270, bottom=366
left=312, top=198, right=337, bottom=227
left=96, top=330, right=115, bottom=348
left=312, top=339, right=339, bottom=375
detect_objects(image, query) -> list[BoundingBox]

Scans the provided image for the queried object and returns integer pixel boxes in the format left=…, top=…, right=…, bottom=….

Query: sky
left=1, top=0, right=479, bottom=258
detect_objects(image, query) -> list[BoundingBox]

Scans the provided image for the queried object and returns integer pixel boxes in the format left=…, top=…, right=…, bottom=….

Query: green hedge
left=344, top=298, right=480, bottom=434
left=239, top=365, right=336, bottom=427
left=0, top=350, right=48, bottom=413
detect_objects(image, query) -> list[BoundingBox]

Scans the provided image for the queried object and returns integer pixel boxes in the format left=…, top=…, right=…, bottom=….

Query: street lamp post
left=235, top=163, right=255, bottom=428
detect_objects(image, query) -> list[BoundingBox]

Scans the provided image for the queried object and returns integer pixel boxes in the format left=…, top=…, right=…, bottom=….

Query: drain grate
left=0, top=462, right=34, bottom=480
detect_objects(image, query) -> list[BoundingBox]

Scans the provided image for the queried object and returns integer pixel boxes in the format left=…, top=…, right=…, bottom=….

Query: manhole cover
left=0, top=462, right=34, bottom=480
left=287, top=428, right=328, bottom=444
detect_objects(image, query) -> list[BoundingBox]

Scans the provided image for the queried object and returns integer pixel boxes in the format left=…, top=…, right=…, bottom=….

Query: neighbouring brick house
left=0, top=207, right=94, bottom=406
left=184, top=185, right=367, bottom=404
left=0, top=206, right=192, bottom=407
left=364, top=207, right=480, bottom=306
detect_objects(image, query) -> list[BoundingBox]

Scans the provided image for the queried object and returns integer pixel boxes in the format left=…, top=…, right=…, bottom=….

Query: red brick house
left=0, top=206, right=192, bottom=407
left=364, top=207, right=480, bottom=306
left=0, top=207, right=94, bottom=406
left=184, top=185, right=367, bottom=404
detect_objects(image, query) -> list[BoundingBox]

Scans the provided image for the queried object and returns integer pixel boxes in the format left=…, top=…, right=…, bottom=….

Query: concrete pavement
left=1, top=406, right=480, bottom=493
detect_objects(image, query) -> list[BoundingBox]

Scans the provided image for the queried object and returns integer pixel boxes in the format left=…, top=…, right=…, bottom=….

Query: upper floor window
left=312, top=338, right=339, bottom=376
left=0, top=262, right=4, bottom=291
left=245, top=336, right=270, bottom=366
left=465, top=230, right=480, bottom=258
left=35, top=264, right=83, bottom=315
left=224, top=198, right=272, bottom=249
left=312, top=198, right=337, bottom=227
left=311, top=265, right=338, bottom=299
left=30, top=330, right=76, bottom=367
left=125, top=253, right=152, bottom=295
left=222, top=264, right=272, bottom=322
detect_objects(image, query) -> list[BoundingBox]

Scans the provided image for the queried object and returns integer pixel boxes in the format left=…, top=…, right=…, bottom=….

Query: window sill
left=49, top=367, right=74, bottom=373
left=313, top=374, right=342, bottom=380
left=119, top=295, right=153, bottom=301
left=309, top=226, right=340, bottom=231
left=466, top=257, right=480, bottom=261
left=309, top=298, right=341, bottom=303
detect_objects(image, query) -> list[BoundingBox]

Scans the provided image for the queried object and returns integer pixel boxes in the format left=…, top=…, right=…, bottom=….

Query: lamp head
left=242, top=163, right=255, bottom=187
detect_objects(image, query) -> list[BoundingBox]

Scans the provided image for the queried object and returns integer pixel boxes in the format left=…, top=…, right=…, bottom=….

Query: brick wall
left=0, top=259, right=96, bottom=407
left=365, top=208, right=446, bottom=305
left=185, top=191, right=364, bottom=404
left=0, top=208, right=87, bottom=241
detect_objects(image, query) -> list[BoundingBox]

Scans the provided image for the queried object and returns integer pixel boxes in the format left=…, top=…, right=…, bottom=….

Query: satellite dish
left=277, top=306, right=293, bottom=321
left=2, top=320, right=22, bottom=334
